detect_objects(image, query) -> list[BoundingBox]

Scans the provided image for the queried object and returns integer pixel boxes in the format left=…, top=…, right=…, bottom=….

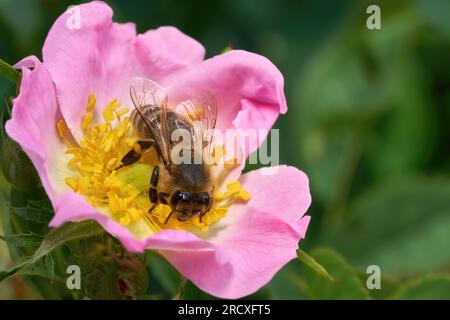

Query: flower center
left=58, top=94, right=250, bottom=234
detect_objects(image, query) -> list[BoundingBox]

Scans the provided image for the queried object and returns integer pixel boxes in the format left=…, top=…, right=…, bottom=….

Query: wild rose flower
left=5, top=1, right=311, bottom=299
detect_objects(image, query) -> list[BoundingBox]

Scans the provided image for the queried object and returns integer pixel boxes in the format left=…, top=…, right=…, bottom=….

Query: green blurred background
left=1, top=0, right=450, bottom=299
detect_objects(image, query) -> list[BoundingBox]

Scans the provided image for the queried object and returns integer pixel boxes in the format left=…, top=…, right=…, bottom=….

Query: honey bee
left=119, top=77, right=217, bottom=224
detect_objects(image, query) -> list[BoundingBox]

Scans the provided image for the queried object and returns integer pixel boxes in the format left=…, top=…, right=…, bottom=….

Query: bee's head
left=170, top=190, right=212, bottom=220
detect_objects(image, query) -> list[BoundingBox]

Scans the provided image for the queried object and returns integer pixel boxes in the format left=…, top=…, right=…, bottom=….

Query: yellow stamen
left=60, top=94, right=250, bottom=234
left=210, top=145, right=226, bottom=166
left=87, top=94, right=96, bottom=112
left=57, top=120, right=67, bottom=139
left=116, top=107, right=129, bottom=121
left=133, top=142, right=142, bottom=154
left=57, top=119, right=74, bottom=147
left=81, top=112, right=93, bottom=133
left=64, top=177, right=78, bottom=191
left=224, top=157, right=241, bottom=168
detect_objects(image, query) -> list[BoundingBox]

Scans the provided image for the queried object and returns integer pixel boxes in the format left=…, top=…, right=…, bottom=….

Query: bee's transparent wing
left=130, top=77, right=171, bottom=164
left=175, top=92, right=217, bottom=150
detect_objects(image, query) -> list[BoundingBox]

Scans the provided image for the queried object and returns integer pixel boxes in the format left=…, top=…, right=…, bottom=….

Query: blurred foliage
left=1, top=0, right=450, bottom=299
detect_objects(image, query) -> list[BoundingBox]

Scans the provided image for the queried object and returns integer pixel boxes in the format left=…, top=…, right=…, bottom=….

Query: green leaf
left=266, top=259, right=307, bottom=299
left=11, top=204, right=53, bottom=224
left=147, top=252, right=181, bottom=297
left=300, top=248, right=370, bottom=299
left=183, top=280, right=216, bottom=300
left=292, top=9, right=431, bottom=208
left=0, top=58, right=20, bottom=84
left=25, top=199, right=52, bottom=208
left=356, top=271, right=399, bottom=300
left=172, top=277, right=187, bottom=300
left=80, top=236, right=148, bottom=300
left=17, top=264, right=67, bottom=286
left=1, top=138, right=40, bottom=191
left=414, top=0, right=450, bottom=38
left=243, top=287, right=273, bottom=300
left=43, top=254, right=55, bottom=283
left=0, top=233, right=43, bottom=247
left=293, top=44, right=375, bottom=203
left=393, top=276, right=450, bottom=300
left=297, top=249, right=335, bottom=283
left=330, top=177, right=450, bottom=277
left=0, top=220, right=104, bottom=282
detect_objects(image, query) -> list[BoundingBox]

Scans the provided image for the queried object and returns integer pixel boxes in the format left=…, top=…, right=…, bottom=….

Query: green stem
left=0, top=58, right=20, bottom=84
left=297, top=249, right=335, bottom=283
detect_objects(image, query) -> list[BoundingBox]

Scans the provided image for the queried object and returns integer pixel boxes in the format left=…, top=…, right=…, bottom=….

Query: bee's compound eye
left=199, top=193, right=211, bottom=205
left=172, top=191, right=190, bottom=204
left=203, top=193, right=210, bottom=202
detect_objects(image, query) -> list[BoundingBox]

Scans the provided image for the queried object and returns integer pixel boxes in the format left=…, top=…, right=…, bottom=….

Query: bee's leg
left=158, top=192, right=169, bottom=205
left=199, top=209, right=209, bottom=223
left=199, top=193, right=213, bottom=223
left=157, top=191, right=173, bottom=224
left=148, top=203, right=157, bottom=214
left=117, top=139, right=155, bottom=169
left=148, top=165, right=160, bottom=213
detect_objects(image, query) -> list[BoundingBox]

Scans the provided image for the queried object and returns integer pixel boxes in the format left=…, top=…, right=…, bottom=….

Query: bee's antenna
left=164, top=210, right=175, bottom=224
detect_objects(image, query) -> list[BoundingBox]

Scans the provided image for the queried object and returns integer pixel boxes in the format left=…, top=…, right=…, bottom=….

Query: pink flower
left=5, top=1, right=311, bottom=299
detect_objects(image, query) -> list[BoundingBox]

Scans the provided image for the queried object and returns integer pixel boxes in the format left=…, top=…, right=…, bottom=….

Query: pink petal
left=49, top=166, right=311, bottom=299
left=166, top=50, right=287, bottom=159
left=238, top=165, right=312, bottom=233
left=165, top=165, right=311, bottom=298
left=135, top=26, right=205, bottom=78
left=7, top=2, right=307, bottom=299
left=162, top=166, right=311, bottom=298
left=50, top=190, right=308, bottom=299
left=5, top=56, right=69, bottom=203
left=42, top=1, right=205, bottom=141
left=163, top=208, right=309, bottom=299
